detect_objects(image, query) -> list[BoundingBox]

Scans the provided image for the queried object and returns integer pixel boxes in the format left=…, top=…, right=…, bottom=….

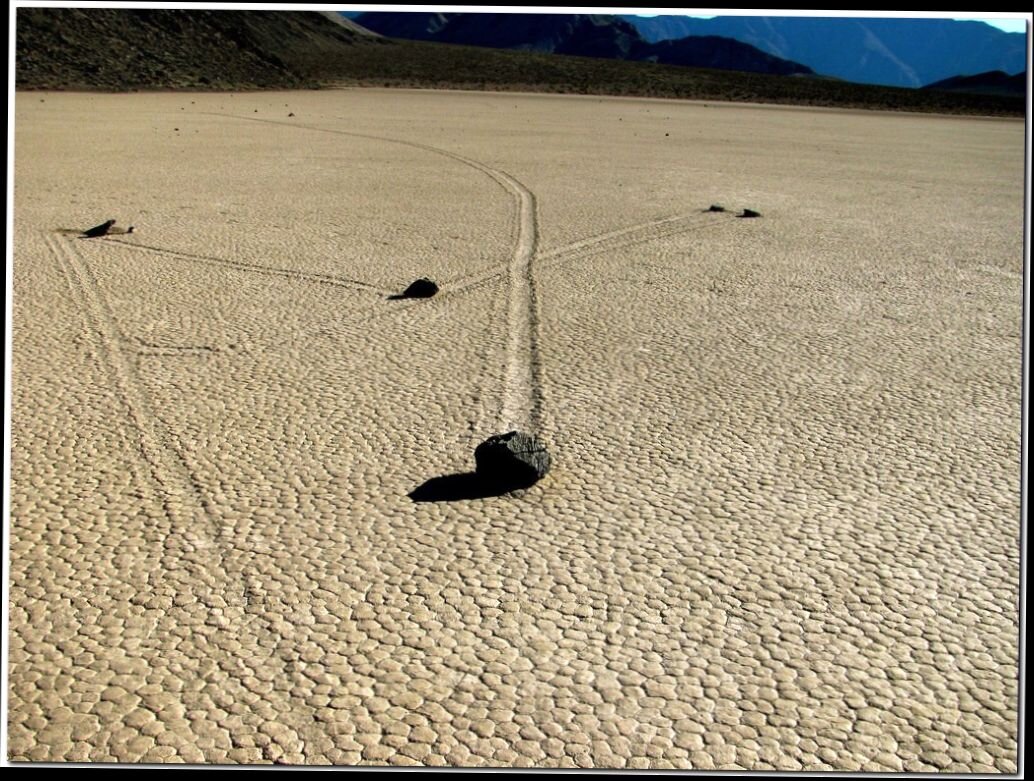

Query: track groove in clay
left=43, top=230, right=342, bottom=762
left=103, top=236, right=392, bottom=295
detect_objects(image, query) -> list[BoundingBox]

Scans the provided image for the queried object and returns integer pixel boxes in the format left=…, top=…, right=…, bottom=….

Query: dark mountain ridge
left=923, top=70, right=1027, bottom=97
left=353, top=12, right=815, bottom=76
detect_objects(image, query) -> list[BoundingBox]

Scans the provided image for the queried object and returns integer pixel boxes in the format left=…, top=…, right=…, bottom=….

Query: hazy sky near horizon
left=339, top=8, right=1028, bottom=35
left=630, top=14, right=1027, bottom=35
left=957, top=18, right=1024, bottom=33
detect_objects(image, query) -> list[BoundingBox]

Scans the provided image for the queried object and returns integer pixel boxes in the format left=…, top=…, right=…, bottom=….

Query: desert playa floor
left=8, top=89, right=1024, bottom=769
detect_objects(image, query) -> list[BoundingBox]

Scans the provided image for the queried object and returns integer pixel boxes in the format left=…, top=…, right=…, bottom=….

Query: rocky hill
left=15, top=7, right=380, bottom=90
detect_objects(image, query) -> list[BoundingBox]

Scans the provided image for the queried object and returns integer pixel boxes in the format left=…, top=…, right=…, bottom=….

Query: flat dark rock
left=82, top=219, right=116, bottom=238
left=739, top=209, right=762, bottom=218
left=401, top=278, right=439, bottom=299
left=474, top=431, right=550, bottom=490
left=707, top=204, right=726, bottom=212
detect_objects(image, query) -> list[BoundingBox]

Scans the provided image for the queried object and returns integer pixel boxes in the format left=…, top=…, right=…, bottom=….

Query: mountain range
left=351, top=12, right=816, bottom=77
left=620, top=15, right=1027, bottom=89
left=15, top=8, right=1023, bottom=116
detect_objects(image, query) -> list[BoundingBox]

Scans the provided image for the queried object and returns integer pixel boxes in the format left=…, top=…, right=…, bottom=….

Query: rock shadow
left=408, top=472, right=535, bottom=502
left=55, top=225, right=135, bottom=238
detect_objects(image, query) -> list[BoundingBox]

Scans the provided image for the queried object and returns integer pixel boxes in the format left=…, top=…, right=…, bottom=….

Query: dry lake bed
left=7, top=89, right=1024, bottom=768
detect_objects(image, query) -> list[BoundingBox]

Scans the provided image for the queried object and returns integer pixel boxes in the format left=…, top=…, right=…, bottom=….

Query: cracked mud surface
left=9, top=90, right=1023, bottom=768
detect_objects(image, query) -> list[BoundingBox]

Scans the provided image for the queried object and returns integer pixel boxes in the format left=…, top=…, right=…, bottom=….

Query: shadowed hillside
left=15, top=7, right=381, bottom=90
left=923, top=70, right=1027, bottom=98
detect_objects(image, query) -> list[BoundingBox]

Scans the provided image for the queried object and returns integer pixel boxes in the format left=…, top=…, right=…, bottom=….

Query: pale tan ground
left=8, top=90, right=1023, bottom=769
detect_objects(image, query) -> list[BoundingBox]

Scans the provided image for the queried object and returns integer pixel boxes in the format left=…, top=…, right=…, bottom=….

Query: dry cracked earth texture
left=8, top=90, right=1023, bottom=769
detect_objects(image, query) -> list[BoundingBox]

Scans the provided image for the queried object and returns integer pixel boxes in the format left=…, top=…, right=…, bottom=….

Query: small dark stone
left=82, top=219, right=116, bottom=238
left=707, top=204, right=726, bottom=212
left=401, top=278, right=439, bottom=298
left=739, top=209, right=762, bottom=218
left=288, top=112, right=295, bottom=117
left=474, top=431, right=550, bottom=489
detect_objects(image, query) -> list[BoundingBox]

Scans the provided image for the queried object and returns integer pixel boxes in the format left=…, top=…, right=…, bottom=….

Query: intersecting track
left=205, top=111, right=549, bottom=436
left=101, top=207, right=733, bottom=329
left=110, top=113, right=741, bottom=435
left=44, top=232, right=214, bottom=537
left=440, top=210, right=737, bottom=299
left=42, top=230, right=338, bottom=760
left=31, top=117, right=743, bottom=752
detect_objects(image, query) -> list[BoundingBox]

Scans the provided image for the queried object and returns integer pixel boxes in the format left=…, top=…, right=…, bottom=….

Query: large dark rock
left=474, top=431, right=551, bottom=489
left=738, top=208, right=761, bottom=218
left=402, top=278, right=439, bottom=298
left=82, top=219, right=116, bottom=238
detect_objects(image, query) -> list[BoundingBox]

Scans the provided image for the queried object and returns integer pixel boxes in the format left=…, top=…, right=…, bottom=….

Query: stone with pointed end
left=82, top=219, right=116, bottom=238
